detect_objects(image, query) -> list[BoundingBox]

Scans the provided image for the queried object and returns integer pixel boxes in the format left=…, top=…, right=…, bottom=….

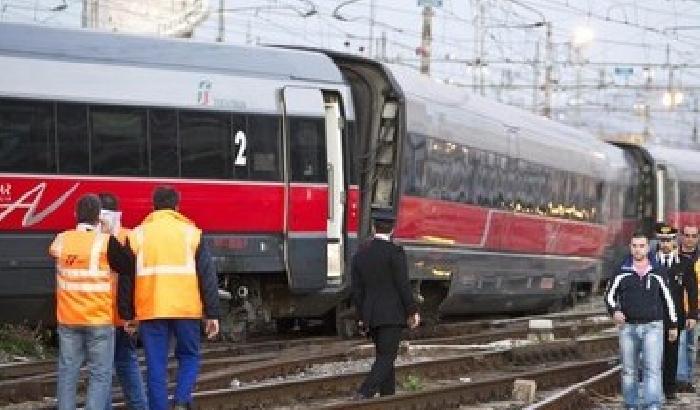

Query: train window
left=247, top=115, right=281, bottom=181
left=90, top=106, right=147, bottom=176
left=180, top=111, right=229, bottom=179
left=149, top=109, right=179, bottom=177
left=0, top=99, right=55, bottom=173
left=289, top=118, right=326, bottom=182
left=402, top=133, right=426, bottom=196
left=57, top=104, right=89, bottom=174
left=680, top=182, right=700, bottom=212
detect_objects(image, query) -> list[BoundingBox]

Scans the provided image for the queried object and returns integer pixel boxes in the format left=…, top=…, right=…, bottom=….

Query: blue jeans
left=620, top=321, right=664, bottom=410
left=57, top=325, right=114, bottom=410
left=677, top=327, right=697, bottom=384
left=140, top=319, right=201, bottom=410
left=105, top=328, right=147, bottom=409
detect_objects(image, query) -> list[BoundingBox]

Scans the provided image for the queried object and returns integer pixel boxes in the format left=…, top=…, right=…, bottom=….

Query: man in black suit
left=351, top=210, right=420, bottom=399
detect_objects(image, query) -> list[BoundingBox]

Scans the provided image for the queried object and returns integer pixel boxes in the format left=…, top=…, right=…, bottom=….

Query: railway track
left=524, top=365, right=621, bottom=410
left=141, top=334, right=618, bottom=409
left=0, top=308, right=613, bottom=408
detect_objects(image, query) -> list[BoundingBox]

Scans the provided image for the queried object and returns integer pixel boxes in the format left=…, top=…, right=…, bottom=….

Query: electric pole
left=543, top=21, right=552, bottom=118
left=420, top=5, right=433, bottom=75
left=216, top=0, right=224, bottom=42
left=531, top=41, right=540, bottom=114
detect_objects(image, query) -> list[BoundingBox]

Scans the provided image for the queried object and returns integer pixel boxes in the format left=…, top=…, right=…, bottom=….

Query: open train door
left=281, top=87, right=345, bottom=292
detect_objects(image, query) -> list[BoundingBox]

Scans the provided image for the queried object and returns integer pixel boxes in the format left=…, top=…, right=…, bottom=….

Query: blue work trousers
left=140, top=319, right=200, bottom=410
left=105, top=327, right=147, bottom=409
left=677, top=327, right=697, bottom=384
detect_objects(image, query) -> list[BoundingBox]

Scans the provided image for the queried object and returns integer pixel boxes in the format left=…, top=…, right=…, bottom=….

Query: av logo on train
left=0, top=182, right=79, bottom=227
left=197, top=80, right=212, bottom=106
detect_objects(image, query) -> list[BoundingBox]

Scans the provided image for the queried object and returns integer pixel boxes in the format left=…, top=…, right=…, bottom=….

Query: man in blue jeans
left=677, top=224, right=700, bottom=392
left=605, top=231, right=678, bottom=410
left=49, top=194, right=131, bottom=410
left=99, top=193, right=147, bottom=410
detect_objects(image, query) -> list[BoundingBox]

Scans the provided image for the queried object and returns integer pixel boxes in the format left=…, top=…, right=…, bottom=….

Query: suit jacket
left=351, top=237, right=418, bottom=328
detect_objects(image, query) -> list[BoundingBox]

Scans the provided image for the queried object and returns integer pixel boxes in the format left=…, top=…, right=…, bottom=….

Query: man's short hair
left=153, top=186, right=180, bottom=210
left=373, top=219, right=394, bottom=234
left=631, top=230, right=649, bottom=242
left=76, top=194, right=101, bottom=224
left=98, top=192, right=119, bottom=211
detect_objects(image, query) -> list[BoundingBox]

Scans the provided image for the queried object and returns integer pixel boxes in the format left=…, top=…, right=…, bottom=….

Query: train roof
left=384, top=64, right=612, bottom=176
left=0, top=23, right=344, bottom=84
left=645, top=145, right=700, bottom=182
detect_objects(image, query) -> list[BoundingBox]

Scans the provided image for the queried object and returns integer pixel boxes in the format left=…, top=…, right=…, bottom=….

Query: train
left=1, top=23, right=698, bottom=337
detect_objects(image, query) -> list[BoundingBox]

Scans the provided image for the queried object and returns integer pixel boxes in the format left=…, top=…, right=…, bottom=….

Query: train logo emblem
left=0, top=183, right=9, bottom=200
left=197, top=80, right=212, bottom=106
left=0, top=182, right=79, bottom=227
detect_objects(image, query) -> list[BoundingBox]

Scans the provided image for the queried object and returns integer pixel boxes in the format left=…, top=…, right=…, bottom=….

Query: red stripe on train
left=394, top=195, right=608, bottom=257
left=0, top=176, right=362, bottom=234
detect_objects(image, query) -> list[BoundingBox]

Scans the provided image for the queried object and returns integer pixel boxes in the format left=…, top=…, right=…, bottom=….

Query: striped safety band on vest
left=133, top=225, right=197, bottom=276
left=57, top=233, right=111, bottom=291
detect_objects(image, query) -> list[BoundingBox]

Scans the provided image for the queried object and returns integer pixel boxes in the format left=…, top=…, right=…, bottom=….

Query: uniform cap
left=656, top=223, right=678, bottom=239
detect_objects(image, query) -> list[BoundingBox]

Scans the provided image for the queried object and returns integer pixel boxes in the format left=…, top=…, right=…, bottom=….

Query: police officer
left=119, top=186, right=220, bottom=410
left=351, top=209, right=420, bottom=399
left=655, top=223, right=698, bottom=400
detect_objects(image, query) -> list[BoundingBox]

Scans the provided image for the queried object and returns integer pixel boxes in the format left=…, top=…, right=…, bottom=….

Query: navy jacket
left=351, top=237, right=418, bottom=328
left=605, top=258, right=677, bottom=327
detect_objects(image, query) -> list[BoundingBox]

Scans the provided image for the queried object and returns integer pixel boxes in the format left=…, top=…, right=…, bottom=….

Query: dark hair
left=153, top=186, right=180, bottom=210
left=98, top=192, right=119, bottom=211
left=76, top=194, right=101, bottom=224
left=373, top=219, right=394, bottom=234
left=631, top=231, right=649, bottom=242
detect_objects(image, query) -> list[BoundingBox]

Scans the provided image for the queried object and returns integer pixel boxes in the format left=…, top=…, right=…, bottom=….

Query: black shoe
left=666, top=391, right=678, bottom=401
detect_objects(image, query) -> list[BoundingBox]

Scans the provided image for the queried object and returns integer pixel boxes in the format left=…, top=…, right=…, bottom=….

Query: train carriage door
left=324, top=95, right=345, bottom=285
left=282, top=87, right=345, bottom=291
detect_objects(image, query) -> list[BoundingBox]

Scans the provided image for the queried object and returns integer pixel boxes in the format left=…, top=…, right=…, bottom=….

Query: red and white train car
left=0, top=24, right=684, bottom=334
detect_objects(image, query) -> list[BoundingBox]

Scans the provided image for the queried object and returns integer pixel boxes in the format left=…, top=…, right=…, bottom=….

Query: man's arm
left=391, top=246, right=418, bottom=316
left=195, top=240, right=220, bottom=320
left=604, top=272, right=625, bottom=316
left=686, top=261, right=698, bottom=320
left=108, top=236, right=136, bottom=320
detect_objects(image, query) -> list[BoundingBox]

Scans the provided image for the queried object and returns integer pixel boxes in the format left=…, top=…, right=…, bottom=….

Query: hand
left=205, top=319, right=220, bottom=340
left=669, top=328, right=678, bottom=342
left=612, top=311, right=626, bottom=325
left=408, top=312, right=420, bottom=329
left=123, top=320, right=138, bottom=336
left=687, top=319, right=697, bottom=330
left=357, top=321, right=368, bottom=336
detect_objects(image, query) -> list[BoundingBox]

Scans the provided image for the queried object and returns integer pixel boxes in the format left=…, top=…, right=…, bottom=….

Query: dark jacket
left=118, top=239, right=220, bottom=320
left=351, top=237, right=418, bottom=328
left=655, top=252, right=698, bottom=327
left=605, top=258, right=677, bottom=327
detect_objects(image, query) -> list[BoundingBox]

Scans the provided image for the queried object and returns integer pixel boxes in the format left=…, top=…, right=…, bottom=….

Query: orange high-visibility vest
left=684, top=259, right=700, bottom=314
left=49, top=227, right=114, bottom=326
left=128, top=210, right=202, bottom=320
left=111, top=227, right=130, bottom=327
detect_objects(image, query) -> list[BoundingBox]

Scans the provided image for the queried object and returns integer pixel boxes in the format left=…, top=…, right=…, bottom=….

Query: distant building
left=83, top=0, right=208, bottom=37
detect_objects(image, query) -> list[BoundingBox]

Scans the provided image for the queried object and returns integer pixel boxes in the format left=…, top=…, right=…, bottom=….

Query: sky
left=3, top=0, right=700, bottom=144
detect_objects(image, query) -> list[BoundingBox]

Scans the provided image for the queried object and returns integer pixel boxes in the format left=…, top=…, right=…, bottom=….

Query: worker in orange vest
left=98, top=193, right=147, bottom=410
left=49, top=194, right=131, bottom=410
left=119, top=186, right=220, bottom=410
